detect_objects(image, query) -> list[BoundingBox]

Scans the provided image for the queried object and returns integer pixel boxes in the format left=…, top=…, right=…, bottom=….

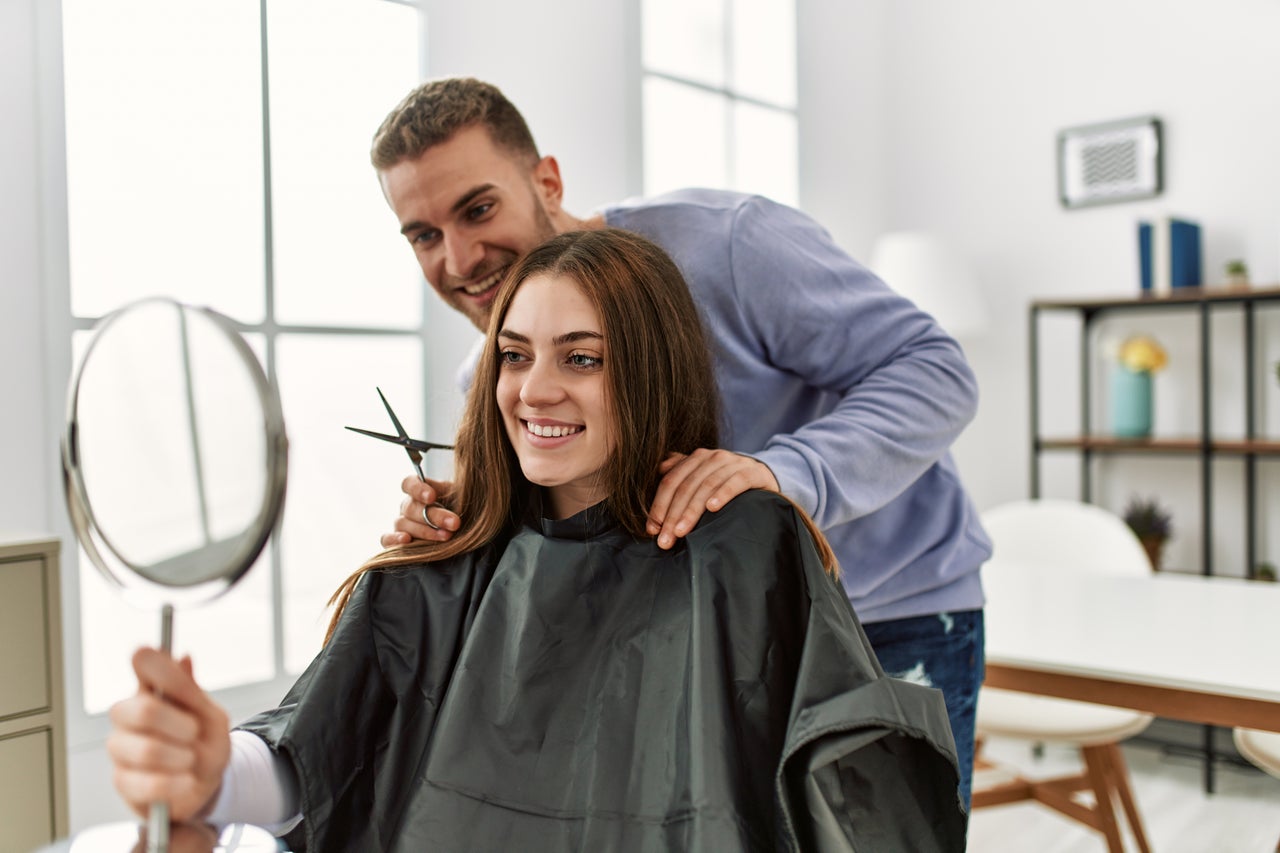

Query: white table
left=983, top=568, right=1280, bottom=734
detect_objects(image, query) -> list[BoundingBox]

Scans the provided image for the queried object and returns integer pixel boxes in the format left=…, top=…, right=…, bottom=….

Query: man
left=374, top=78, right=990, bottom=806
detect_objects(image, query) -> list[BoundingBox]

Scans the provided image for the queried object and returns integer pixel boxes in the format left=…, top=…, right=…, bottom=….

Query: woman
left=109, top=229, right=966, bottom=851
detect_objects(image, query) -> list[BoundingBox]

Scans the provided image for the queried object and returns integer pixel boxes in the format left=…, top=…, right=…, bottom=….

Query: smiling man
left=372, top=77, right=992, bottom=807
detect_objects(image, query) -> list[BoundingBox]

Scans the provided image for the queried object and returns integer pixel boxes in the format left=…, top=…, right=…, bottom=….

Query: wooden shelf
left=1038, top=437, right=1280, bottom=455
left=1035, top=284, right=1280, bottom=312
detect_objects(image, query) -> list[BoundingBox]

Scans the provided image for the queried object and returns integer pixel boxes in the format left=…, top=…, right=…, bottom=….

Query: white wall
left=881, top=0, right=1280, bottom=573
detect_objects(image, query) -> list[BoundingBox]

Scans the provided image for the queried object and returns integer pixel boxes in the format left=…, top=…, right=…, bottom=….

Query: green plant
left=1257, top=562, right=1277, bottom=582
left=1122, top=495, right=1172, bottom=541
left=1225, top=259, right=1248, bottom=276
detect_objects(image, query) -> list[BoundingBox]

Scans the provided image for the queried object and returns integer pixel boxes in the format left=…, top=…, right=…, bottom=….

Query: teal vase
left=1111, top=366, right=1153, bottom=438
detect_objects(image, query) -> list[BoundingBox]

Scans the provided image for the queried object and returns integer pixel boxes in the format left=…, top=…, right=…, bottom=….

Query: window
left=61, top=0, right=428, bottom=715
left=641, top=0, right=798, bottom=206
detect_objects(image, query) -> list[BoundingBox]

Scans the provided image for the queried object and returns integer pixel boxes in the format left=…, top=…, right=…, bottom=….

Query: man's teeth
left=527, top=422, right=582, bottom=438
left=463, top=269, right=504, bottom=295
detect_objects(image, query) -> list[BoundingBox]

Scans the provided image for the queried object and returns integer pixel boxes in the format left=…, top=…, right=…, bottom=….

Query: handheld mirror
left=61, top=297, right=288, bottom=853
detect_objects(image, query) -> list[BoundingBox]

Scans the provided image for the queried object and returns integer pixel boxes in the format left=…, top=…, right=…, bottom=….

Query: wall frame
left=1057, top=116, right=1163, bottom=209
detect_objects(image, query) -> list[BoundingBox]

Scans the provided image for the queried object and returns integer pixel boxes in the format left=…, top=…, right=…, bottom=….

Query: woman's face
left=496, top=273, right=615, bottom=519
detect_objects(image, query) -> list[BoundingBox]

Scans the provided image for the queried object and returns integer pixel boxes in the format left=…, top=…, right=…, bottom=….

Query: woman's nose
left=519, top=359, right=566, bottom=407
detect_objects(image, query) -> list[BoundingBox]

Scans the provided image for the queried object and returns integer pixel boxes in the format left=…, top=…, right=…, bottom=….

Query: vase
left=1111, top=366, right=1152, bottom=438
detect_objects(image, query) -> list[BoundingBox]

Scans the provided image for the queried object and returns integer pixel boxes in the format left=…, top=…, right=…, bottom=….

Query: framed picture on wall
left=1057, top=116, right=1162, bottom=209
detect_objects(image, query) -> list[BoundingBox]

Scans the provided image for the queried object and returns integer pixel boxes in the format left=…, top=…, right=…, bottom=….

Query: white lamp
left=868, top=232, right=988, bottom=338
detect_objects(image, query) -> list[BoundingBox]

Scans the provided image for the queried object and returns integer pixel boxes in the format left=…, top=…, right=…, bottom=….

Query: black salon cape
left=239, top=491, right=967, bottom=851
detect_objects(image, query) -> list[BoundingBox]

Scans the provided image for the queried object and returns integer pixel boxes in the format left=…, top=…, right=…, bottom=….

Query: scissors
left=345, top=387, right=453, bottom=482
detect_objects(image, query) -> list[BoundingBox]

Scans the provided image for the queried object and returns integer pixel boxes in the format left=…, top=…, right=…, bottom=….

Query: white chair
left=1233, top=727, right=1280, bottom=852
left=974, top=499, right=1153, bottom=853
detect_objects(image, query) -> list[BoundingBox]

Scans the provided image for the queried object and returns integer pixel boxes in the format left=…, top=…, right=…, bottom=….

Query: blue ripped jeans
left=861, top=609, right=985, bottom=810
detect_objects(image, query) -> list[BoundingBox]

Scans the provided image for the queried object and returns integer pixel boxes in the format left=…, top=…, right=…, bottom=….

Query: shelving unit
left=1031, top=284, right=1280, bottom=578
left=1028, top=284, right=1280, bottom=794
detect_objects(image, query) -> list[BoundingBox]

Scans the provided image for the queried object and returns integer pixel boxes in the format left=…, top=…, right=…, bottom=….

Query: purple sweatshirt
left=604, top=189, right=988, bottom=624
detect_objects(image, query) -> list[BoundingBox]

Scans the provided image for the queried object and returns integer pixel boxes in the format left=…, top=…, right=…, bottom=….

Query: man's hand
left=646, top=449, right=779, bottom=549
left=107, top=649, right=231, bottom=823
left=381, top=475, right=461, bottom=548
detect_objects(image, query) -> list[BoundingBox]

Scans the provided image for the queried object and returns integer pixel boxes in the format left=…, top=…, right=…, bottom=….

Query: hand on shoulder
left=646, top=449, right=780, bottom=549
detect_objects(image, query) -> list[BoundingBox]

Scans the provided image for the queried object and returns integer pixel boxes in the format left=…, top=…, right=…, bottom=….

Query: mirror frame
left=61, top=296, right=289, bottom=607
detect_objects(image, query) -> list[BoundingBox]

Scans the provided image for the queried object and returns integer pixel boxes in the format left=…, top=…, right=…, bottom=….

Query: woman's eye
left=568, top=353, right=602, bottom=369
left=500, top=350, right=527, bottom=366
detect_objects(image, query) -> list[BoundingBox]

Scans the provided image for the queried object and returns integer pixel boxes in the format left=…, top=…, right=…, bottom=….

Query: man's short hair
left=371, top=77, right=540, bottom=170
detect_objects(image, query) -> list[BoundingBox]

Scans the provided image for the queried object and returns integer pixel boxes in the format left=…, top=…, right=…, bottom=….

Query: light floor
left=969, top=737, right=1280, bottom=852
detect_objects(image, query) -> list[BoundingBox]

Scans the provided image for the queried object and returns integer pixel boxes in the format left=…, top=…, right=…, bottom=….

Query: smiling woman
left=496, top=274, right=615, bottom=518
left=106, top=229, right=968, bottom=851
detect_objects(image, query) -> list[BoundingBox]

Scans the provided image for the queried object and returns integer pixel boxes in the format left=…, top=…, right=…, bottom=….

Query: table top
left=983, top=567, right=1280, bottom=706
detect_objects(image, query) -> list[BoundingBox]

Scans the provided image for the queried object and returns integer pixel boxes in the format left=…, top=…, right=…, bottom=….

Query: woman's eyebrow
left=553, top=331, right=603, bottom=345
left=497, top=329, right=603, bottom=345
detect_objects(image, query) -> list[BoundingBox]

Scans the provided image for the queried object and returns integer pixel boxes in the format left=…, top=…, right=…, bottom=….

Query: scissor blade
left=345, top=425, right=410, bottom=447
left=408, top=437, right=455, bottom=451
left=346, top=425, right=454, bottom=453
left=377, top=386, right=411, bottom=440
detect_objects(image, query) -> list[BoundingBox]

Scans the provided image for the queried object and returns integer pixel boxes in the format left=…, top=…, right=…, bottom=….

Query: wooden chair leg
left=1081, top=745, right=1126, bottom=853
left=1100, top=743, right=1151, bottom=853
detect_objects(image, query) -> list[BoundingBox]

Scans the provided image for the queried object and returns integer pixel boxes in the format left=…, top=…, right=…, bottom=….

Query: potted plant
left=1224, top=259, right=1250, bottom=288
left=1122, top=495, right=1172, bottom=572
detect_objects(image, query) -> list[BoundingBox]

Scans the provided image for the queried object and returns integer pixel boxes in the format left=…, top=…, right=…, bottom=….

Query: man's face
left=379, top=124, right=561, bottom=331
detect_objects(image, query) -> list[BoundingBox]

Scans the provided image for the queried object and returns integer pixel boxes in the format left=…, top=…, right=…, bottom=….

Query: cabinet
left=0, top=535, right=68, bottom=852
left=1028, top=284, right=1280, bottom=792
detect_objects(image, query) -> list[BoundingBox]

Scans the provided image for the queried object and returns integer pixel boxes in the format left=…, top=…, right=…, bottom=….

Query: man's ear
left=532, top=155, right=565, bottom=214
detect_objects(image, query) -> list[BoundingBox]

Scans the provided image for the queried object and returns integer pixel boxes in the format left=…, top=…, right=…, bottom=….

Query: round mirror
left=63, top=297, right=287, bottom=608
left=61, top=297, right=288, bottom=852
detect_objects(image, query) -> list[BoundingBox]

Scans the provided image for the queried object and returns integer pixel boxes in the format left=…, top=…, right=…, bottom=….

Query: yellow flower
left=1118, top=335, right=1168, bottom=372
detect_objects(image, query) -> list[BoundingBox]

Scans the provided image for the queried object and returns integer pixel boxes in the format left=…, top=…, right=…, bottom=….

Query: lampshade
left=868, top=232, right=988, bottom=339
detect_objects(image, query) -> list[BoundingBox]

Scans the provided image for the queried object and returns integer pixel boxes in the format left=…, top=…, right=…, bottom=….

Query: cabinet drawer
left=0, top=728, right=55, bottom=850
left=0, top=558, right=50, bottom=719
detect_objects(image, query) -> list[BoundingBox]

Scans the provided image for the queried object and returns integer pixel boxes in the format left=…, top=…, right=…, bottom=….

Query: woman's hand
left=646, top=450, right=780, bottom=549
left=381, top=475, right=462, bottom=548
left=107, top=649, right=231, bottom=823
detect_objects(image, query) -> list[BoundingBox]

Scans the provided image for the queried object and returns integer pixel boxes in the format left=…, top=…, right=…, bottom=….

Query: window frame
left=639, top=0, right=799, bottom=203
left=42, top=0, right=431, bottom=747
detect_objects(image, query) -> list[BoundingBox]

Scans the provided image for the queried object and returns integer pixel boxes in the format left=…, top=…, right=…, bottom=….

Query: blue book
left=1138, top=217, right=1202, bottom=294
left=1167, top=218, right=1202, bottom=289
left=1138, top=222, right=1153, bottom=292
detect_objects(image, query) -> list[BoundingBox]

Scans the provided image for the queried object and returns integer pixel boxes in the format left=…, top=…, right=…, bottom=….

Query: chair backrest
left=980, top=498, right=1151, bottom=577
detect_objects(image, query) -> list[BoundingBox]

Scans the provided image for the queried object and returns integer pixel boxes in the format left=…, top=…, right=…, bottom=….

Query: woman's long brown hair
left=325, top=228, right=836, bottom=642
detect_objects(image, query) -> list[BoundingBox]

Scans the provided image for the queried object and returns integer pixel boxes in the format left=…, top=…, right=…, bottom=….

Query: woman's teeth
left=527, top=422, right=582, bottom=438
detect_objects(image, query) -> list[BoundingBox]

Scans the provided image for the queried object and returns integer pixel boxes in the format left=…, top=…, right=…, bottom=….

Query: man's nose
left=443, top=231, right=484, bottom=279
left=520, top=359, right=567, bottom=407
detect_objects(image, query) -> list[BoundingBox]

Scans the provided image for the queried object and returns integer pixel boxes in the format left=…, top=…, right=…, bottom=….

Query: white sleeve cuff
left=205, top=730, right=302, bottom=836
